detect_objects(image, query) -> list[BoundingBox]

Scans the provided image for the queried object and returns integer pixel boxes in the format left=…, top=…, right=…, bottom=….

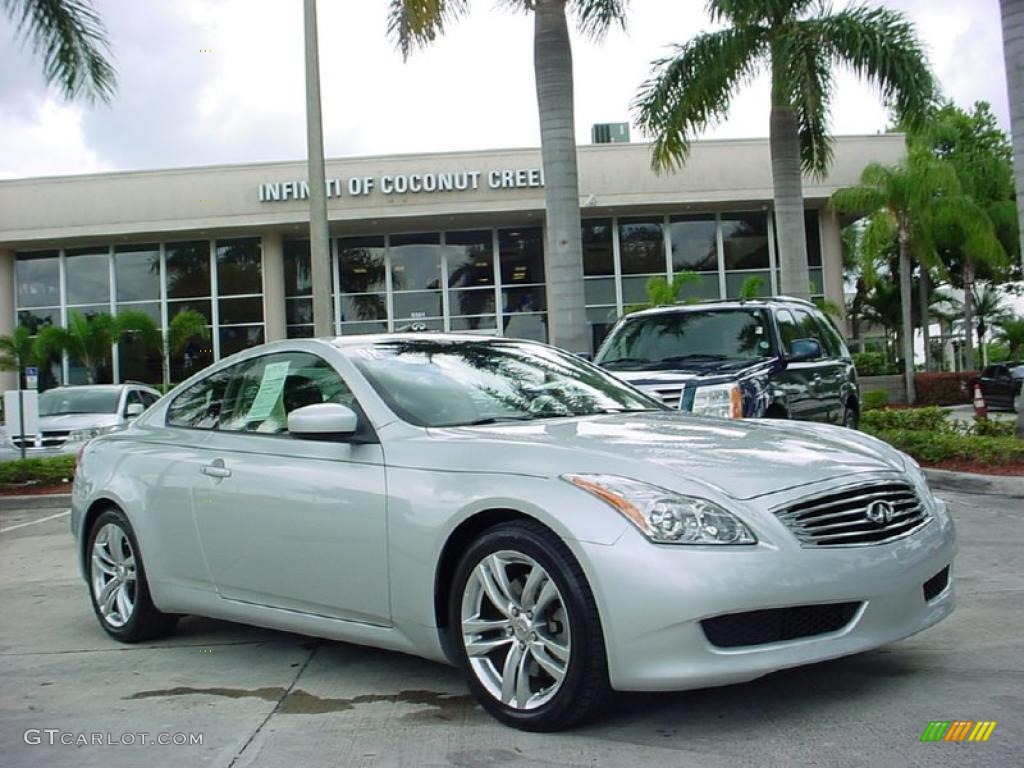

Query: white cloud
left=0, top=98, right=108, bottom=178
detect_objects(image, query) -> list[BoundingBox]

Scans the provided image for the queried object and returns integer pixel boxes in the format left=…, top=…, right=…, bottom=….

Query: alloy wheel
left=90, top=523, right=137, bottom=628
left=460, top=551, right=571, bottom=710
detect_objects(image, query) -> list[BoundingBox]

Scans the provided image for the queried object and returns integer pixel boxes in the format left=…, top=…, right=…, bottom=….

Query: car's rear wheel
left=87, top=508, right=176, bottom=642
left=450, top=519, right=609, bottom=731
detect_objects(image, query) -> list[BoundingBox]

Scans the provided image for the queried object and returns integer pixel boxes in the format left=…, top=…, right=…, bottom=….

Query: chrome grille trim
left=774, top=479, right=931, bottom=547
left=638, top=385, right=682, bottom=408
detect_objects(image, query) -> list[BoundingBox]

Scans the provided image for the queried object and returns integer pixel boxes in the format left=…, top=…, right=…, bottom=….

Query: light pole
left=304, top=0, right=333, bottom=337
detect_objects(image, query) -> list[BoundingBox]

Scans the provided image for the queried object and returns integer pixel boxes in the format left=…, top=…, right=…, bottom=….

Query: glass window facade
left=11, top=207, right=828, bottom=385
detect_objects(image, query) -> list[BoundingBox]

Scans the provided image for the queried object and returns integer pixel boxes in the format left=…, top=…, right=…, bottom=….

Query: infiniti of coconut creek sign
left=258, top=167, right=545, bottom=202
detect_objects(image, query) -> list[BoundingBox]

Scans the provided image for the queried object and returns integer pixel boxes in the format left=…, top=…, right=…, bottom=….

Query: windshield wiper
left=657, top=353, right=731, bottom=362
left=454, top=415, right=536, bottom=426
left=598, top=356, right=652, bottom=368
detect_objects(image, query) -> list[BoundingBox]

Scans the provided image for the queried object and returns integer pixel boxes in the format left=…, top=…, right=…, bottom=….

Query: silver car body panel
left=71, top=337, right=956, bottom=689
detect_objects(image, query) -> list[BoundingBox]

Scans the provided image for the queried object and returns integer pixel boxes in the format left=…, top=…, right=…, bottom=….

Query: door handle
left=201, top=463, right=232, bottom=479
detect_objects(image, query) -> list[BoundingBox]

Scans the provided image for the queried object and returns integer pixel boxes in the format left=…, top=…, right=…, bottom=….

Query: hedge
left=861, top=406, right=949, bottom=433
left=871, top=429, right=1024, bottom=465
left=914, top=371, right=978, bottom=406
left=0, top=456, right=76, bottom=486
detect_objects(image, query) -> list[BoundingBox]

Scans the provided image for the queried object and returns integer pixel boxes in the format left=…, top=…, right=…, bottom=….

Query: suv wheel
left=450, top=520, right=609, bottom=731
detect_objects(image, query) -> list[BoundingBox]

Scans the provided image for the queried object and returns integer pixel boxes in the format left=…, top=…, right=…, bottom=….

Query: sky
left=0, top=0, right=1011, bottom=179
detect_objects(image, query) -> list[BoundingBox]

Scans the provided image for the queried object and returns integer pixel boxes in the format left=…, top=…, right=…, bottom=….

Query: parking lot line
left=0, top=509, right=70, bottom=534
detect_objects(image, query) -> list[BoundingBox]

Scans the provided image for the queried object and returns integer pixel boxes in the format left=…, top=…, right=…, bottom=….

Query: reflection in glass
left=502, top=287, right=546, bottom=314
left=499, top=228, right=544, bottom=285
left=393, top=291, right=443, bottom=320
left=115, top=244, right=160, bottom=302
left=450, top=288, right=495, bottom=316
left=584, top=278, right=615, bottom=306
left=216, top=238, right=262, bottom=295
left=17, top=307, right=59, bottom=334
left=168, top=299, right=212, bottom=325
left=339, top=236, right=386, bottom=293
left=341, top=321, right=388, bottom=336
left=284, top=240, right=312, bottom=297
left=340, top=294, right=386, bottom=322
left=669, top=216, right=718, bottom=272
left=446, top=230, right=494, bottom=287
left=582, top=219, right=614, bottom=276
left=15, top=252, right=60, bottom=307
left=286, top=298, right=313, bottom=325
left=116, top=302, right=160, bottom=324
left=219, top=325, right=265, bottom=358
left=390, top=233, right=442, bottom=292
left=450, top=315, right=498, bottom=331
left=170, top=334, right=214, bottom=382
left=219, top=297, right=264, bottom=325
left=287, top=325, right=315, bottom=339
left=65, top=249, right=110, bottom=305
left=725, top=271, right=772, bottom=298
left=618, top=218, right=665, bottom=275
left=806, top=211, right=822, bottom=267
left=721, top=213, right=769, bottom=270
left=166, top=241, right=210, bottom=299
left=502, top=313, right=548, bottom=342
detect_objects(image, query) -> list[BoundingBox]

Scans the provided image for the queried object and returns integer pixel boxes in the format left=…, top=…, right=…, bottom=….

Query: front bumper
left=578, top=498, right=956, bottom=692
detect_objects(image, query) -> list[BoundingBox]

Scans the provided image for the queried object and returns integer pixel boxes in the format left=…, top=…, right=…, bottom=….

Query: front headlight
left=68, top=425, right=120, bottom=442
left=691, top=382, right=742, bottom=419
left=563, top=474, right=756, bottom=545
left=901, top=453, right=936, bottom=509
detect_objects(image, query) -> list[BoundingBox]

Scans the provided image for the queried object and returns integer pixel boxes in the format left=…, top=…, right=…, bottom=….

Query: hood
left=607, top=358, right=775, bottom=388
left=434, top=412, right=905, bottom=500
left=38, top=413, right=120, bottom=432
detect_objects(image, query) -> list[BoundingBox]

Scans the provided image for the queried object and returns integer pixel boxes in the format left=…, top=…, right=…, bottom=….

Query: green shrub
left=862, top=390, right=890, bottom=410
left=972, top=419, right=1015, bottom=438
left=871, top=429, right=1024, bottom=465
left=0, top=456, right=76, bottom=486
left=853, top=352, right=898, bottom=376
left=860, top=406, right=950, bottom=433
left=914, top=371, right=978, bottom=406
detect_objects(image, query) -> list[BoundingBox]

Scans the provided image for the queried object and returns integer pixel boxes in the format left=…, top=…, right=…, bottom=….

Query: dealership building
left=0, top=134, right=904, bottom=388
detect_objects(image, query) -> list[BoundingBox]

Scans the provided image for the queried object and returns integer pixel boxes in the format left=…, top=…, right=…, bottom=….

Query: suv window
left=811, top=311, right=848, bottom=358
left=792, top=308, right=828, bottom=358
left=776, top=309, right=803, bottom=354
left=217, top=352, right=355, bottom=434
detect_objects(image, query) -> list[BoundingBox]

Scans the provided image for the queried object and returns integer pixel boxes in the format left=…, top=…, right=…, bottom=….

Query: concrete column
left=261, top=232, right=287, bottom=342
left=0, top=249, right=17, bottom=391
left=819, top=206, right=848, bottom=330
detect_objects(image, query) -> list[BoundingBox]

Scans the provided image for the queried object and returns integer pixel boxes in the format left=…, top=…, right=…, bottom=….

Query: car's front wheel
left=450, top=519, right=609, bottom=731
left=87, top=508, right=177, bottom=642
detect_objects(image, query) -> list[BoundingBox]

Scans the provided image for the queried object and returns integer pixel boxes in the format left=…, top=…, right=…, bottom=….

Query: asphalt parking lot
left=1, top=487, right=1021, bottom=768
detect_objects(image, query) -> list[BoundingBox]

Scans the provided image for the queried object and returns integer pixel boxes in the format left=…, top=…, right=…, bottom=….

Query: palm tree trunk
left=533, top=0, right=588, bottom=354
left=769, top=51, right=810, bottom=300
left=919, top=266, right=931, bottom=371
left=898, top=224, right=916, bottom=403
left=963, top=259, right=976, bottom=370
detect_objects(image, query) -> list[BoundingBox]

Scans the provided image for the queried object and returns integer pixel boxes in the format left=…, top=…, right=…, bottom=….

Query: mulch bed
left=921, top=460, right=1024, bottom=477
left=0, top=483, right=71, bottom=497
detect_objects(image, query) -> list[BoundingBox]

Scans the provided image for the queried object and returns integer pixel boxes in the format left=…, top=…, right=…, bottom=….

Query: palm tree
left=970, top=284, right=1012, bottom=366
left=3, top=0, right=116, bottom=102
left=386, top=0, right=628, bottom=354
left=624, top=271, right=702, bottom=314
left=634, top=0, right=934, bottom=300
left=995, top=316, right=1024, bottom=360
left=0, top=326, right=40, bottom=386
left=117, top=308, right=211, bottom=387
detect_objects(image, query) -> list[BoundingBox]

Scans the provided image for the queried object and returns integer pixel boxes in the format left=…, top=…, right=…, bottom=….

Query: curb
left=0, top=493, right=72, bottom=511
left=923, top=468, right=1024, bottom=498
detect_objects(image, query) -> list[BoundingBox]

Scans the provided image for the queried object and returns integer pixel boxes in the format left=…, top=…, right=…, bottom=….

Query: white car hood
left=433, top=412, right=905, bottom=500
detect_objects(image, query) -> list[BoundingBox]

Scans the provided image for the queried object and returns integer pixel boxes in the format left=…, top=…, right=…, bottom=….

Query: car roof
left=327, top=332, right=508, bottom=348
left=44, top=383, right=158, bottom=392
left=622, top=296, right=817, bottom=320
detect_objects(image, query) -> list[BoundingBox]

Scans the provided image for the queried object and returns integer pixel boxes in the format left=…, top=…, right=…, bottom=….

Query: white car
left=71, top=335, right=956, bottom=730
left=8, top=384, right=161, bottom=456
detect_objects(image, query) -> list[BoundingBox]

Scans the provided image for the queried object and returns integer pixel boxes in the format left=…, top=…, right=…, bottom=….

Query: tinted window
left=217, top=352, right=355, bottom=434
left=597, top=309, right=776, bottom=368
left=792, top=308, right=827, bottom=357
left=166, top=365, right=236, bottom=429
left=776, top=309, right=802, bottom=353
left=811, top=311, right=847, bottom=357
left=139, top=390, right=159, bottom=407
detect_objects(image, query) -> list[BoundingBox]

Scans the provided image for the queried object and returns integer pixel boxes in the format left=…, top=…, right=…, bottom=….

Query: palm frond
left=777, top=20, right=834, bottom=176
left=814, top=4, right=935, bottom=130
left=633, top=27, right=767, bottom=171
left=568, top=0, right=629, bottom=40
left=167, top=310, right=211, bottom=357
left=2, top=0, right=116, bottom=102
left=115, top=309, right=162, bottom=352
left=386, top=0, right=469, bottom=59
left=707, top=0, right=814, bottom=26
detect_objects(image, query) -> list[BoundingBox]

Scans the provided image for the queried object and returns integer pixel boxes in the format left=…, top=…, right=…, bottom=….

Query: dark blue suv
left=594, top=297, right=860, bottom=427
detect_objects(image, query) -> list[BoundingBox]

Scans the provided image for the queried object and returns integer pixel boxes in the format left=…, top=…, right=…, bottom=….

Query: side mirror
left=125, top=403, right=145, bottom=418
left=575, top=351, right=594, bottom=362
left=788, top=338, right=823, bottom=362
left=287, top=402, right=358, bottom=439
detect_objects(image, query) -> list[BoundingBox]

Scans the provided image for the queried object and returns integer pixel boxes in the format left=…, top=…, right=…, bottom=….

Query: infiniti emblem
left=865, top=500, right=895, bottom=525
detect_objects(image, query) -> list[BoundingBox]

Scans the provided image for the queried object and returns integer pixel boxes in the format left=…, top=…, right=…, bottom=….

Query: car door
left=773, top=308, right=823, bottom=421
left=803, top=308, right=850, bottom=423
left=988, top=365, right=1014, bottom=409
left=188, top=350, right=390, bottom=625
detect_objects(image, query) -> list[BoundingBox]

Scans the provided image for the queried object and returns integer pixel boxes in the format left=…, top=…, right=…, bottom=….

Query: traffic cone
left=973, top=383, right=988, bottom=420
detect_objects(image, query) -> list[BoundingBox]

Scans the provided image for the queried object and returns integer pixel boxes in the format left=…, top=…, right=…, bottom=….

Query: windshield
left=345, top=339, right=663, bottom=427
left=596, top=308, right=777, bottom=369
left=38, top=388, right=120, bottom=416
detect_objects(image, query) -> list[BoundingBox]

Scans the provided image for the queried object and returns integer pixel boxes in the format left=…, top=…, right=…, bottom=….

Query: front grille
left=702, top=602, right=861, bottom=648
left=775, top=481, right=930, bottom=547
left=923, top=566, right=950, bottom=602
left=639, top=385, right=682, bottom=408
left=10, top=430, right=71, bottom=449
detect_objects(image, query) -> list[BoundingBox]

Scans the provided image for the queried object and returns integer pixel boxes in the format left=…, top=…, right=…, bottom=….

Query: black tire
left=86, top=508, right=177, bottom=643
left=449, top=519, right=610, bottom=731
left=842, top=404, right=859, bottom=430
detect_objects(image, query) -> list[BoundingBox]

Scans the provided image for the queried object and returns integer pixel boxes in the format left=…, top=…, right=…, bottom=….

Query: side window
left=124, top=390, right=144, bottom=415
left=776, top=309, right=802, bottom=354
left=792, top=309, right=827, bottom=358
left=139, top=391, right=159, bottom=408
left=811, top=311, right=847, bottom=358
left=166, top=364, right=239, bottom=429
left=217, top=352, right=355, bottom=435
